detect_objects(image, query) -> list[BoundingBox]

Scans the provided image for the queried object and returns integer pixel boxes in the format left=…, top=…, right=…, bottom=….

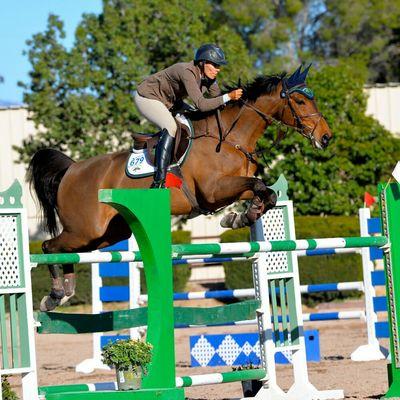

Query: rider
left=134, top=43, right=243, bottom=188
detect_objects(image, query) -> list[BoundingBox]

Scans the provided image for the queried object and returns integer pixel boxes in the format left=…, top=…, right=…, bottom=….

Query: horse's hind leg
left=39, top=263, right=76, bottom=311
left=40, top=231, right=89, bottom=311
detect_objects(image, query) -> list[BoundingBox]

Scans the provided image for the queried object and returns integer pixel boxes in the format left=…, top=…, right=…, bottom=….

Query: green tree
left=16, top=0, right=251, bottom=162
left=211, top=0, right=305, bottom=72
left=305, top=0, right=400, bottom=82
left=259, top=60, right=400, bottom=215
left=212, top=0, right=400, bottom=82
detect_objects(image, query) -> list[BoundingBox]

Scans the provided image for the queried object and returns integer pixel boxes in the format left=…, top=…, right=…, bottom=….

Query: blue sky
left=0, top=0, right=102, bottom=103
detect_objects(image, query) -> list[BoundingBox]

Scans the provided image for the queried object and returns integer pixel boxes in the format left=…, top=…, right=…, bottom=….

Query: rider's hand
left=228, top=89, right=243, bottom=101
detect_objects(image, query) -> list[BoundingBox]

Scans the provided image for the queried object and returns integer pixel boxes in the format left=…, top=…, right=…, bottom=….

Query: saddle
left=131, top=105, right=197, bottom=165
left=127, top=107, right=221, bottom=218
left=131, top=121, right=188, bottom=165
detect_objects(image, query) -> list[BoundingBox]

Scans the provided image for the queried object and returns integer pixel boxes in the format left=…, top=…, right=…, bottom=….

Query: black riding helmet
left=194, top=44, right=227, bottom=66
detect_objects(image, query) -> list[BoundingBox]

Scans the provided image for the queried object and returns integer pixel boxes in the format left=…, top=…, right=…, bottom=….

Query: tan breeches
left=134, top=92, right=177, bottom=137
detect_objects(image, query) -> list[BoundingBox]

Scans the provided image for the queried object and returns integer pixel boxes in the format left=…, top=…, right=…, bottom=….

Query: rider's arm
left=182, top=69, right=227, bottom=112
left=208, top=81, right=231, bottom=104
left=208, top=81, right=222, bottom=97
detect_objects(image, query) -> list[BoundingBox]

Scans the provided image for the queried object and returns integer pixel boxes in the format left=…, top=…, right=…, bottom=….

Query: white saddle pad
left=126, top=148, right=155, bottom=178
left=126, top=113, right=192, bottom=178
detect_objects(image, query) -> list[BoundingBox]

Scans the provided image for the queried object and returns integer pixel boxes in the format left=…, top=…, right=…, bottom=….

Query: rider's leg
left=134, top=93, right=177, bottom=187
left=151, top=129, right=175, bottom=188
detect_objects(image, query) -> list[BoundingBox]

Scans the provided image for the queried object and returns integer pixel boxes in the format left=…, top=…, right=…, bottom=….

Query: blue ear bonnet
left=289, top=85, right=314, bottom=99
left=282, top=63, right=314, bottom=99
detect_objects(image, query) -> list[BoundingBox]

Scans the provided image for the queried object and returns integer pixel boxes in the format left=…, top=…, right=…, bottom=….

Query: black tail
left=27, top=149, right=74, bottom=236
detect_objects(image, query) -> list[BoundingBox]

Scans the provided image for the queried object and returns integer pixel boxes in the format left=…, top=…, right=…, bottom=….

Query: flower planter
left=116, top=366, right=142, bottom=391
left=102, top=338, right=152, bottom=391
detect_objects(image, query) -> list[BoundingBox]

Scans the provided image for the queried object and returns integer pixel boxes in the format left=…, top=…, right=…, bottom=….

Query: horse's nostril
left=321, top=134, right=330, bottom=147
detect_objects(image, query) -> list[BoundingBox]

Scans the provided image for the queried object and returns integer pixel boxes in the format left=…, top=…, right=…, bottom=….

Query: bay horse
left=28, top=65, right=332, bottom=311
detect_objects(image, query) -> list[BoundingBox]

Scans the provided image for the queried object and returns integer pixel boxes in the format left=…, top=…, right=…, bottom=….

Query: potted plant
left=2, top=376, right=18, bottom=400
left=101, top=339, right=152, bottom=391
left=233, top=364, right=263, bottom=397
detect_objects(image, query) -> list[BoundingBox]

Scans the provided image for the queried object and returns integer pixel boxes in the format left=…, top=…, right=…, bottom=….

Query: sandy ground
left=9, top=297, right=390, bottom=399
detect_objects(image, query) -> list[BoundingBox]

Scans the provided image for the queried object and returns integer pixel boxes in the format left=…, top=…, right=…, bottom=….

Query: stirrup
left=150, top=179, right=166, bottom=189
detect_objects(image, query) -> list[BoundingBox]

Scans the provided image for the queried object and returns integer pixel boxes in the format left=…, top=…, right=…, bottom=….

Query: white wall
left=0, top=106, right=42, bottom=237
left=365, top=84, right=400, bottom=136
left=177, top=213, right=229, bottom=242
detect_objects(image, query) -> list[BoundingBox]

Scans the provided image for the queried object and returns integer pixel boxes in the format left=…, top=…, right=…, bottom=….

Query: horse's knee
left=253, top=180, right=277, bottom=208
left=264, top=187, right=277, bottom=210
left=253, top=179, right=268, bottom=193
left=42, top=240, right=52, bottom=254
left=42, top=237, right=69, bottom=254
left=246, top=186, right=277, bottom=224
left=245, top=195, right=265, bottom=224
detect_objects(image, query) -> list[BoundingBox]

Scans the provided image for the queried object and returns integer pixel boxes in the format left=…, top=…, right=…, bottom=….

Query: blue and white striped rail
left=134, top=281, right=364, bottom=303
left=174, top=310, right=365, bottom=328
left=296, top=247, right=360, bottom=257
left=171, top=248, right=360, bottom=265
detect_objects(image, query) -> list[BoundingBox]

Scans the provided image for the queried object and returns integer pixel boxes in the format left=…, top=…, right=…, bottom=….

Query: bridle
left=194, top=78, right=324, bottom=164
left=279, top=79, right=323, bottom=147
left=239, top=79, right=323, bottom=148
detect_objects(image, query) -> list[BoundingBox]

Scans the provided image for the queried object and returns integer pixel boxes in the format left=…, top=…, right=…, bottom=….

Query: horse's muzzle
left=320, top=134, right=331, bottom=148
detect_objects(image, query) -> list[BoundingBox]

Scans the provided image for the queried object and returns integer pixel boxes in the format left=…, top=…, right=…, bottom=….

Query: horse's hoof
left=59, top=292, right=75, bottom=306
left=220, top=212, right=237, bottom=228
left=39, top=295, right=61, bottom=312
left=220, top=212, right=249, bottom=229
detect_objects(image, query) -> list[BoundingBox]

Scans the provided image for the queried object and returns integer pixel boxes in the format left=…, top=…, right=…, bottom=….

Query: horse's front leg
left=211, top=176, right=277, bottom=229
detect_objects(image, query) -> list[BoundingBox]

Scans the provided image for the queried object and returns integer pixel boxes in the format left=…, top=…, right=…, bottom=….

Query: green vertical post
left=99, top=189, right=184, bottom=399
left=380, top=182, right=400, bottom=399
left=0, top=180, right=39, bottom=399
left=0, top=294, right=10, bottom=369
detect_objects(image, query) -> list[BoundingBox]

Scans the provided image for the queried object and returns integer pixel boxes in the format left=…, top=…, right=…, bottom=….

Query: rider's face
left=203, top=62, right=221, bottom=80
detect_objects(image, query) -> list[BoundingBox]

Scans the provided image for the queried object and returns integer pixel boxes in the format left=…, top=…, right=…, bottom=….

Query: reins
left=193, top=80, right=323, bottom=162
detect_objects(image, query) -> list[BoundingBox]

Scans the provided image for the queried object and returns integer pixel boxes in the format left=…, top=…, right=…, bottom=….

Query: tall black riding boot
left=151, top=129, right=175, bottom=188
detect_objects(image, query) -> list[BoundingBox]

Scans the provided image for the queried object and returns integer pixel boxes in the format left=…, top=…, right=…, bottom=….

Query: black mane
left=225, top=73, right=286, bottom=102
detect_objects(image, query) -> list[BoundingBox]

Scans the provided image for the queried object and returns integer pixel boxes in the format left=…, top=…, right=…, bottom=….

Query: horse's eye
left=294, top=98, right=305, bottom=105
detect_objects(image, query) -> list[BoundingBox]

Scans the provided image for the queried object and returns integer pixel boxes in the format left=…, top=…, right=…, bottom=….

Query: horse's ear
left=287, top=63, right=312, bottom=88
left=286, top=65, right=302, bottom=88
left=298, top=63, right=312, bottom=83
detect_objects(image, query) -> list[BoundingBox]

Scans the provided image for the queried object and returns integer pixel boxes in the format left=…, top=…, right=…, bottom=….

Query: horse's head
left=278, top=64, right=332, bottom=149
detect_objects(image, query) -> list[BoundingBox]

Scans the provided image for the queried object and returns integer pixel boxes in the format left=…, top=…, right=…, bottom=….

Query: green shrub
left=295, top=215, right=362, bottom=305
left=295, top=215, right=359, bottom=238
left=299, top=253, right=362, bottom=306
left=220, top=227, right=250, bottom=243
left=172, top=230, right=191, bottom=292
left=139, top=230, right=191, bottom=294
left=220, top=228, right=252, bottom=293
left=101, top=339, right=152, bottom=372
left=221, top=215, right=363, bottom=306
left=2, top=376, right=18, bottom=400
